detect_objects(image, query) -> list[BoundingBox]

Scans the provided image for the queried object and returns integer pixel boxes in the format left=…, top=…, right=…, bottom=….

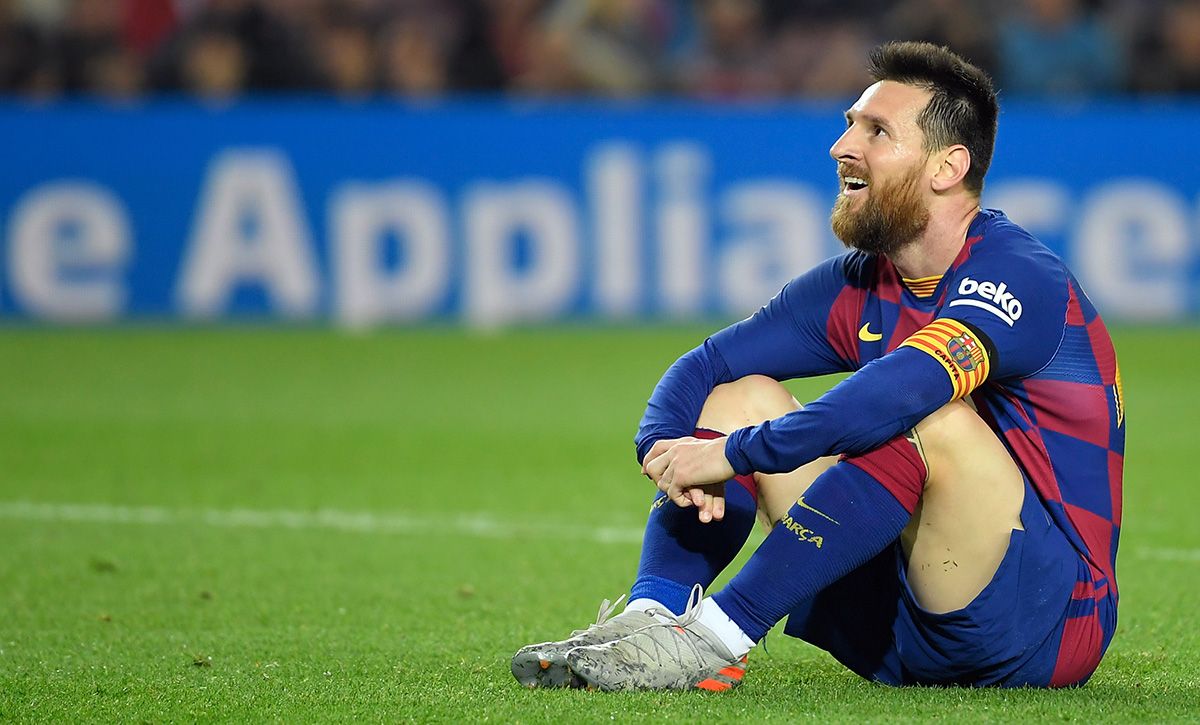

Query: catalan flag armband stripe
left=899, top=319, right=991, bottom=400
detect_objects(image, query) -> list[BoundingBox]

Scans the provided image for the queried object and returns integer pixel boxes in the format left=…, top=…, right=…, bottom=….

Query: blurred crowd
left=1, top=0, right=1198, bottom=100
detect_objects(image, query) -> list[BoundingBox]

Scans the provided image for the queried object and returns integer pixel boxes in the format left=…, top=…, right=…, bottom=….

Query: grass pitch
left=0, top=326, right=1197, bottom=722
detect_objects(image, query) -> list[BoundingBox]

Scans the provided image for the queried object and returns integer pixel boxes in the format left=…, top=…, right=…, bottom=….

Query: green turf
left=0, top=326, right=1197, bottom=722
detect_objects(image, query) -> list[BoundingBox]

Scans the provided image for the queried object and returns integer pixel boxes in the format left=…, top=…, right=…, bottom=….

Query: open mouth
left=843, top=176, right=869, bottom=193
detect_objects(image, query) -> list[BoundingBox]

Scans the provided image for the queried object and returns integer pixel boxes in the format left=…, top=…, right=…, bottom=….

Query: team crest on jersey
left=946, top=332, right=982, bottom=372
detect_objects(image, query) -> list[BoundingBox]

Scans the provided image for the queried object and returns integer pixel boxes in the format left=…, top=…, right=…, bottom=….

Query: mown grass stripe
left=0, top=500, right=1193, bottom=563
left=0, top=500, right=646, bottom=545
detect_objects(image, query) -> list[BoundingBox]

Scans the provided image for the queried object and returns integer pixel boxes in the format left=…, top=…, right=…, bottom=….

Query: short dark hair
left=867, top=41, right=998, bottom=195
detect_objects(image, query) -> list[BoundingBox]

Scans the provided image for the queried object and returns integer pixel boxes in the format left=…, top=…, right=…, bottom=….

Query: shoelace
left=569, top=594, right=626, bottom=637
left=594, top=594, right=626, bottom=627
left=621, top=584, right=714, bottom=669
left=652, top=588, right=768, bottom=657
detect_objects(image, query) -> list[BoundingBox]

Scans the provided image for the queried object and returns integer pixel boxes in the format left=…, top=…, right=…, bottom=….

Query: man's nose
left=829, top=127, right=859, bottom=163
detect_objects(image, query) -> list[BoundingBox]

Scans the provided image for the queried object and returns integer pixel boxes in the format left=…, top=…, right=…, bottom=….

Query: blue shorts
left=782, top=478, right=1106, bottom=687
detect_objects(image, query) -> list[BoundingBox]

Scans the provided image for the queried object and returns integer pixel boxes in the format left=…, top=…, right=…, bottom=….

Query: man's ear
left=931, top=145, right=971, bottom=192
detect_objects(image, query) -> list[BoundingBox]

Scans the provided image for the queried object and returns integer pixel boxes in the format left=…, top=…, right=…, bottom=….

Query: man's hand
left=642, top=436, right=737, bottom=523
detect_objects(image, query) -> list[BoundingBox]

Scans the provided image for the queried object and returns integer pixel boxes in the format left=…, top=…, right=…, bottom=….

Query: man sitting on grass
left=513, top=41, right=1124, bottom=691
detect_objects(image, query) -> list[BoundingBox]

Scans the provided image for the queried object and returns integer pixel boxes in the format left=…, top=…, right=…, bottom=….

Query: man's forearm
left=635, top=339, right=733, bottom=465
left=724, top=347, right=953, bottom=475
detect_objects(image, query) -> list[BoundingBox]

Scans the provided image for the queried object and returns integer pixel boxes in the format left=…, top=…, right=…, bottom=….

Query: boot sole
left=510, top=650, right=580, bottom=688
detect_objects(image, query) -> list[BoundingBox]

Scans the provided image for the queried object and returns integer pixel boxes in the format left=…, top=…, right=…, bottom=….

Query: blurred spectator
left=378, top=11, right=448, bottom=96
left=660, top=0, right=702, bottom=63
left=997, top=0, right=1124, bottom=96
left=123, top=0, right=178, bottom=57
left=536, top=0, right=680, bottom=97
left=760, top=0, right=894, bottom=25
left=883, top=0, right=996, bottom=75
left=485, top=0, right=546, bottom=82
left=179, top=19, right=247, bottom=98
left=445, top=0, right=505, bottom=91
left=1, top=0, right=1197, bottom=100
left=14, top=0, right=69, bottom=28
left=151, top=0, right=322, bottom=92
left=55, top=0, right=125, bottom=93
left=515, top=18, right=586, bottom=94
left=315, top=11, right=375, bottom=97
left=772, top=20, right=873, bottom=98
left=677, top=0, right=777, bottom=99
left=0, top=0, right=47, bottom=93
left=262, top=0, right=321, bottom=25
left=1130, top=0, right=1200, bottom=94
left=83, top=42, right=145, bottom=98
left=377, top=0, right=503, bottom=96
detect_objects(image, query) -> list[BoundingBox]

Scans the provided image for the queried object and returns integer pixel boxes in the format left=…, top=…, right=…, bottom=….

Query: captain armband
left=899, top=319, right=991, bottom=400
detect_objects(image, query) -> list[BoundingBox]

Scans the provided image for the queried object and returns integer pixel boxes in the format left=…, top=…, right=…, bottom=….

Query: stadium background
left=1, top=0, right=1198, bottom=721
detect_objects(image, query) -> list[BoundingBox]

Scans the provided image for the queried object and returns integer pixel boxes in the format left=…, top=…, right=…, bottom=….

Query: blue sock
left=629, top=476, right=757, bottom=615
left=713, top=437, right=925, bottom=642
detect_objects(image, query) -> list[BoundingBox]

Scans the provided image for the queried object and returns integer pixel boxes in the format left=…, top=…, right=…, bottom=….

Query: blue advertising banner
left=0, top=99, right=1197, bottom=325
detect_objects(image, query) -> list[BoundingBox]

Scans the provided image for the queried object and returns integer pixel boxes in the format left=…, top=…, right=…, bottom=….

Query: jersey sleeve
left=724, top=344, right=954, bottom=475
left=634, top=255, right=854, bottom=464
left=708, top=254, right=857, bottom=379
left=936, top=242, right=1069, bottom=381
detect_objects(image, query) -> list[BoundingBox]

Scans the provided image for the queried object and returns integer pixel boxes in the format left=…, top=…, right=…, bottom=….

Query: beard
left=830, top=162, right=930, bottom=257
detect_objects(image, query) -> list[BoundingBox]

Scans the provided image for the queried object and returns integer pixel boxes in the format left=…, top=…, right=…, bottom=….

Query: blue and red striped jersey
left=636, top=208, right=1124, bottom=606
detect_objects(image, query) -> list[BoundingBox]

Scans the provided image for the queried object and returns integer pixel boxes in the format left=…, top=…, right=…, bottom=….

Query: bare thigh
left=898, top=399, right=1024, bottom=614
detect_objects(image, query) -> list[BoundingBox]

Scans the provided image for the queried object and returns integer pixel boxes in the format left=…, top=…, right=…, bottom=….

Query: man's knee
left=913, top=400, right=1010, bottom=476
left=697, top=375, right=800, bottom=433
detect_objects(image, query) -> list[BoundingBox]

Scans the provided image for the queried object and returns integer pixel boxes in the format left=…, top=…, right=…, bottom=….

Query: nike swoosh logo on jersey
left=796, top=496, right=840, bottom=525
left=858, top=323, right=882, bottom=342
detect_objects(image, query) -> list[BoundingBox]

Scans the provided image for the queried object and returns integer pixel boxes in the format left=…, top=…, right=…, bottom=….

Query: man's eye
left=872, top=125, right=886, bottom=137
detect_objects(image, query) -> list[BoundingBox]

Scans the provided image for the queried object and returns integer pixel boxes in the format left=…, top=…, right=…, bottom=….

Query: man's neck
left=888, top=198, right=981, bottom=279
